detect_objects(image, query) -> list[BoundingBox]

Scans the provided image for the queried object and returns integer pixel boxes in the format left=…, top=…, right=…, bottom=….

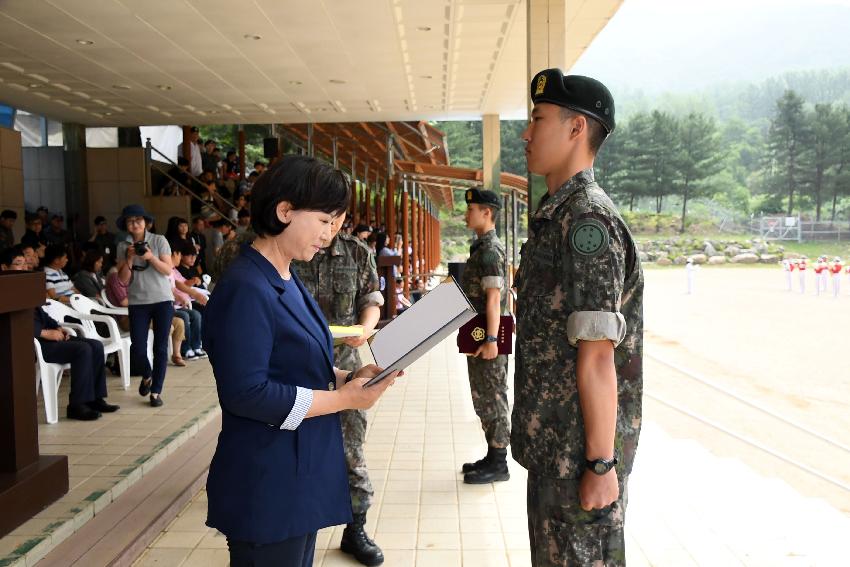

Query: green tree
left=828, top=106, right=850, bottom=221
left=646, top=110, right=680, bottom=215
left=808, top=103, right=835, bottom=221
left=676, top=112, right=724, bottom=232
left=763, top=90, right=811, bottom=215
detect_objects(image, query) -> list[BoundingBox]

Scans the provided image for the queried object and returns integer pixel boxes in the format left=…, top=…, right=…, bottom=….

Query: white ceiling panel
left=0, top=0, right=620, bottom=125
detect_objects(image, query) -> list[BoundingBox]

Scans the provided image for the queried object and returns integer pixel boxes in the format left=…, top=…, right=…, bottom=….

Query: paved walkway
left=132, top=338, right=849, bottom=567
left=0, top=358, right=220, bottom=567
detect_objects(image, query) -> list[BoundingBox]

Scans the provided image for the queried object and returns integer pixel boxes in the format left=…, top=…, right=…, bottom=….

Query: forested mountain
left=436, top=68, right=850, bottom=229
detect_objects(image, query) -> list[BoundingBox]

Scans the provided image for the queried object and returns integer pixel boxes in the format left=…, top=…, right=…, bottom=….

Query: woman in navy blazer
left=203, top=155, right=397, bottom=567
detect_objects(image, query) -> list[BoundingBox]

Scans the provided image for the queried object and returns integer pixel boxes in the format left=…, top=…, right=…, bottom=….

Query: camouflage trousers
left=335, top=344, right=373, bottom=515
left=466, top=354, right=510, bottom=448
left=526, top=472, right=628, bottom=567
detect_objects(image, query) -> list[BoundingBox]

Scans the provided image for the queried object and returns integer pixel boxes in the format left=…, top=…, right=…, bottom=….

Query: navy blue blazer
left=203, top=244, right=351, bottom=544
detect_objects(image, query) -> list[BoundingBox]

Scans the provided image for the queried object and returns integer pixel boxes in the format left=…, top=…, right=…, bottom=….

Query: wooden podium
left=0, top=271, right=69, bottom=538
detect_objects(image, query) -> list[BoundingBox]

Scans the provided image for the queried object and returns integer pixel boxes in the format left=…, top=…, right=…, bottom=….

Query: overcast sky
left=570, top=0, right=850, bottom=95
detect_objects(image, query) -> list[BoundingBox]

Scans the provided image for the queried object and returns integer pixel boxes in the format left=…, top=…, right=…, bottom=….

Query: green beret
left=530, top=68, right=615, bottom=134
left=464, top=188, right=501, bottom=209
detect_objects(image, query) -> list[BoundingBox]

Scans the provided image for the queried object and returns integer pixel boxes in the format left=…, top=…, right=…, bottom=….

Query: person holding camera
left=115, top=204, right=174, bottom=407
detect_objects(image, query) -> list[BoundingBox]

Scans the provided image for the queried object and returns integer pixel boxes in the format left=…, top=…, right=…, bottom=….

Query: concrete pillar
left=482, top=113, right=501, bottom=193
left=527, top=0, right=567, bottom=215
left=61, top=123, right=89, bottom=240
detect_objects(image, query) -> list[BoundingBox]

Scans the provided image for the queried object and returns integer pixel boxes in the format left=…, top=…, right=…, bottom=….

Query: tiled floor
left=133, top=336, right=850, bottom=567
left=0, top=358, right=220, bottom=567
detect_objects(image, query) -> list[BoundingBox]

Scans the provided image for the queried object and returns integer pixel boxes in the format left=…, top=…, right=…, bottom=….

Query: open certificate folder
left=363, top=276, right=477, bottom=386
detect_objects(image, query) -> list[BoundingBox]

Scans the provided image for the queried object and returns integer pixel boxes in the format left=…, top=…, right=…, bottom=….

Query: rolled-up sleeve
left=567, top=311, right=626, bottom=347
left=481, top=275, right=504, bottom=290
left=204, top=278, right=298, bottom=427
left=355, top=247, right=385, bottom=312
left=280, top=386, right=313, bottom=430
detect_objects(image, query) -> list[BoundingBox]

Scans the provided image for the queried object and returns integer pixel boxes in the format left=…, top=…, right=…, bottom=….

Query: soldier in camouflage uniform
left=459, top=188, right=512, bottom=484
left=293, top=212, right=386, bottom=567
left=512, top=69, right=643, bottom=566
left=211, top=228, right=255, bottom=284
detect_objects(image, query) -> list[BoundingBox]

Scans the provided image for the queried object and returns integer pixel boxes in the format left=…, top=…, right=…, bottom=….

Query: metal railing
left=144, top=139, right=238, bottom=228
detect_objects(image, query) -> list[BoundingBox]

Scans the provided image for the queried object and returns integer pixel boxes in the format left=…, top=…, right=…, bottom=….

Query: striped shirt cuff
left=280, top=387, right=313, bottom=430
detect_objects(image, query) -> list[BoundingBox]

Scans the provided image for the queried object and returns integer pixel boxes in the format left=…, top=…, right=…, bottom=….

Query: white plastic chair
left=97, top=292, right=174, bottom=367
left=100, top=289, right=128, bottom=313
left=67, top=294, right=133, bottom=390
left=34, top=337, right=70, bottom=424
left=43, top=298, right=131, bottom=390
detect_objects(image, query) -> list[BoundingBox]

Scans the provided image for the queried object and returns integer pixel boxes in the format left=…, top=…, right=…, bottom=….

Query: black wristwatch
left=485, top=335, right=498, bottom=343
left=585, top=457, right=617, bottom=475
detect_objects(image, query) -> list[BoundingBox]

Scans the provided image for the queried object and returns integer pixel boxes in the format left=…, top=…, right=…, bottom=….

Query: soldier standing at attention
left=460, top=188, right=511, bottom=484
left=293, top=211, right=385, bottom=567
left=512, top=68, right=644, bottom=567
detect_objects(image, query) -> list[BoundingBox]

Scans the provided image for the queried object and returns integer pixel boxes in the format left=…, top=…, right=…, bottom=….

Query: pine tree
left=677, top=113, right=724, bottom=232
left=764, top=90, right=811, bottom=215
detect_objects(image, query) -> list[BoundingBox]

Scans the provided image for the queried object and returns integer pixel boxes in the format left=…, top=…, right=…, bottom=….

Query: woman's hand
left=140, top=245, right=155, bottom=261
left=339, top=365, right=401, bottom=410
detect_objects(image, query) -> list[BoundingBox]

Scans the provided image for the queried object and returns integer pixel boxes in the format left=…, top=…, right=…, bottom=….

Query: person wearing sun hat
left=511, top=68, right=644, bottom=567
left=115, top=204, right=174, bottom=407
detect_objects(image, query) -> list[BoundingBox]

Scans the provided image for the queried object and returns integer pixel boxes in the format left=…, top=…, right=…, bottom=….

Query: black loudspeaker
left=263, top=137, right=279, bottom=159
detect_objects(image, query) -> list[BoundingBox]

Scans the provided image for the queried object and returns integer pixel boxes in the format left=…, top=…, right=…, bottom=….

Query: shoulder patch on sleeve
left=481, top=249, right=500, bottom=266
left=569, top=218, right=609, bottom=257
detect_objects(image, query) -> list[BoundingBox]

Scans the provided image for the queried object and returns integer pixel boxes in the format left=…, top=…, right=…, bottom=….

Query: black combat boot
left=463, top=447, right=509, bottom=484
left=462, top=445, right=503, bottom=473
left=341, top=512, right=384, bottom=566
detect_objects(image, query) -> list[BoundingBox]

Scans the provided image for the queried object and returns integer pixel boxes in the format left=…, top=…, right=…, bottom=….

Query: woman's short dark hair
left=81, top=250, right=104, bottom=272
left=43, top=244, right=67, bottom=266
left=250, top=155, right=350, bottom=238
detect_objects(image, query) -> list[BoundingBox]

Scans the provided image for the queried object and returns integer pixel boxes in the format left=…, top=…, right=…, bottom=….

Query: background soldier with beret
left=513, top=68, right=644, bottom=566
left=293, top=211, right=386, bottom=566
left=460, top=188, right=511, bottom=484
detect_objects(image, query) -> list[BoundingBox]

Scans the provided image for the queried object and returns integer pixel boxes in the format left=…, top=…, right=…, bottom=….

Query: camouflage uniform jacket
left=212, top=229, right=255, bottom=282
left=293, top=233, right=384, bottom=327
left=461, top=229, right=508, bottom=315
left=511, top=168, right=643, bottom=480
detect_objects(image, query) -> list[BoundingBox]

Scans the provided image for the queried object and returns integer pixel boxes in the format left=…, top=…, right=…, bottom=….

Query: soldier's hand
left=343, top=335, right=368, bottom=348
left=474, top=341, right=499, bottom=360
left=579, top=468, right=619, bottom=511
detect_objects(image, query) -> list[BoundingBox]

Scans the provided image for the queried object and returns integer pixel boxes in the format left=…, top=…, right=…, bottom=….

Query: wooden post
left=386, top=174, right=397, bottom=239
left=421, top=197, right=428, bottom=273
left=0, top=271, right=69, bottom=537
left=364, top=163, right=371, bottom=227
left=181, top=125, right=192, bottom=162
left=411, top=184, right=419, bottom=280
left=238, top=126, right=246, bottom=181
left=401, top=178, right=410, bottom=298
left=350, top=178, right=358, bottom=222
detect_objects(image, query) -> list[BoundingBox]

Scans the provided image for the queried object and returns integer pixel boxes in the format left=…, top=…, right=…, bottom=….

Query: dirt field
left=643, top=266, right=850, bottom=513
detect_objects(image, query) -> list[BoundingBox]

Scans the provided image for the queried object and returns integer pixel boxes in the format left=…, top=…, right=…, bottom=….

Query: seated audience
left=0, top=209, right=17, bottom=253
left=161, top=157, right=191, bottom=196
left=223, top=150, right=240, bottom=180
left=2, top=249, right=119, bottom=421
left=88, top=216, right=117, bottom=270
left=43, top=214, right=72, bottom=249
left=236, top=208, right=251, bottom=234
left=190, top=216, right=207, bottom=274
left=0, top=246, right=27, bottom=270
left=43, top=244, right=77, bottom=302
left=169, top=243, right=206, bottom=362
left=22, top=214, right=46, bottom=248
left=202, top=139, right=218, bottom=174
left=73, top=250, right=106, bottom=298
